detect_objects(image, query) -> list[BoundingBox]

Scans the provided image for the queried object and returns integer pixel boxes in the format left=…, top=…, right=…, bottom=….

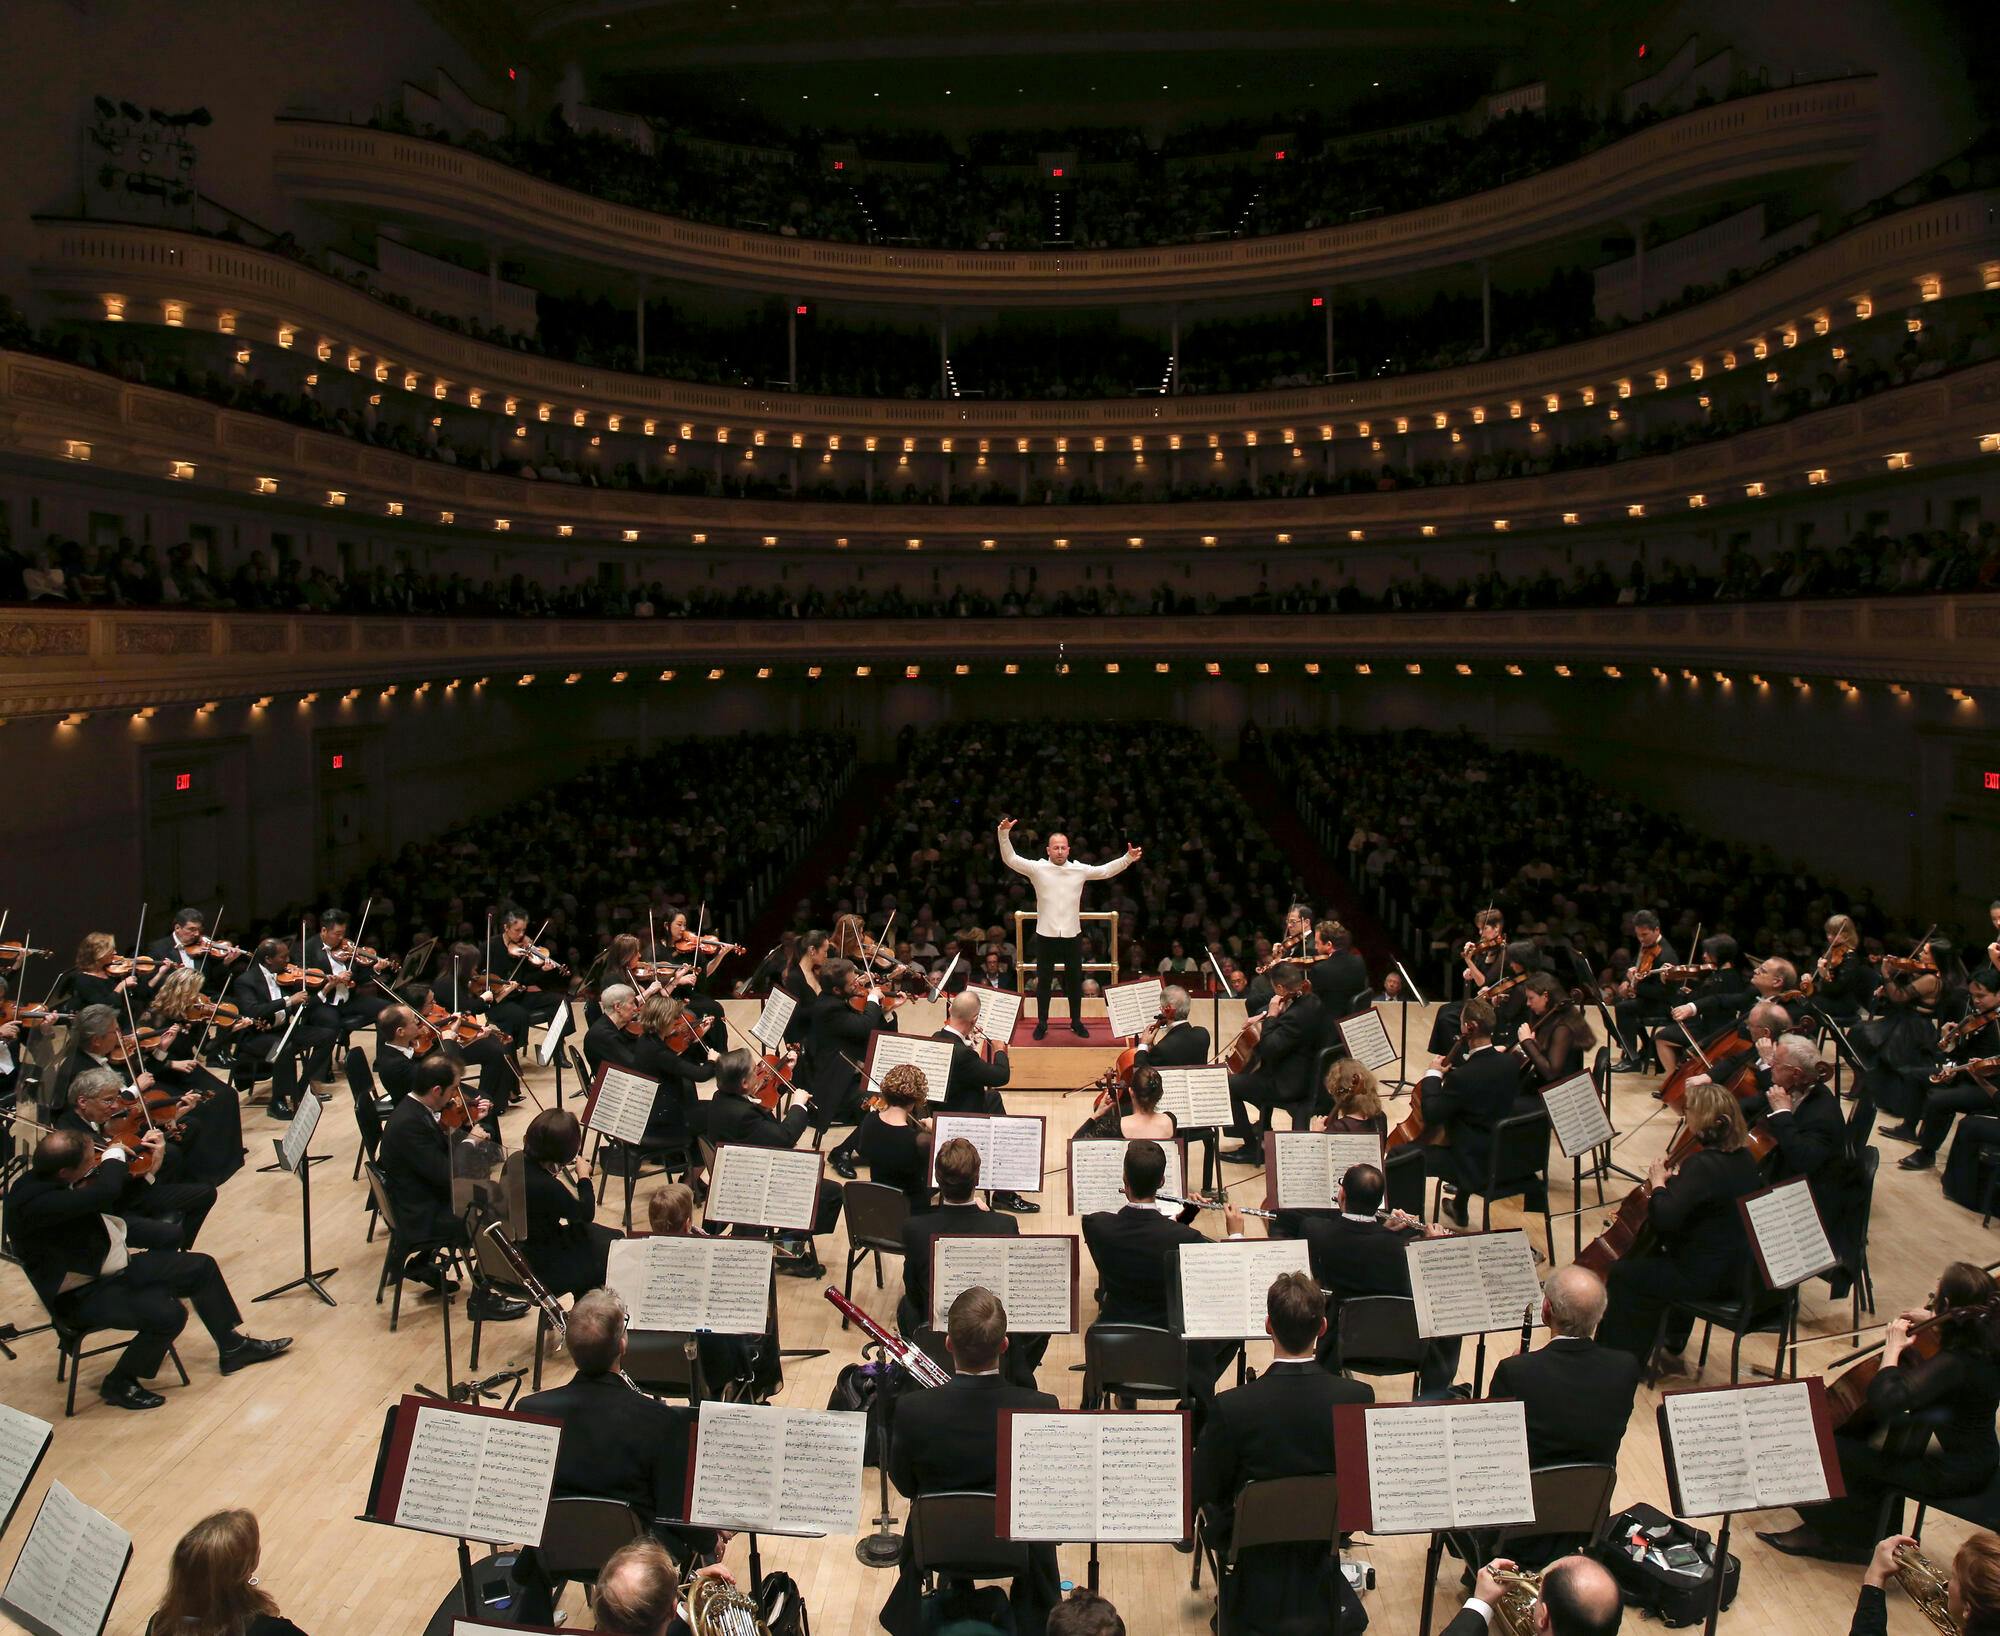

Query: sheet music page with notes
left=1741, top=1178, right=1839, bottom=1289
left=1405, top=1231, right=1544, bottom=1338
left=1540, top=1071, right=1614, bottom=1159
left=1336, top=1007, right=1400, bottom=1072
left=585, top=1064, right=660, bottom=1146
left=1661, top=1382, right=1834, bottom=1516
left=1154, top=1066, right=1234, bottom=1129
left=1070, top=1138, right=1183, bottom=1218
left=0, top=1401, right=53, bottom=1537
left=970, top=985, right=1025, bottom=1043
left=706, top=1145, right=821, bottom=1231
left=0, top=1480, right=127, bottom=1636
left=1105, top=978, right=1166, bottom=1040
left=278, top=1088, right=322, bottom=1172
left=607, top=1236, right=773, bottom=1334
left=750, top=989, right=796, bottom=1052
left=1361, top=1402, right=1534, bottom=1534
left=1004, top=1411, right=1186, bottom=1543
left=392, top=1403, right=562, bottom=1546
left=929, top=1115, right=1044, bottom=1195
left=931, top=1235, right=1077, bottom=1332
left=536, top=997, right=571, bottom=1067
left=867, top=1032, right=956, bottom=1103
left=1177, top=1240, right=1312, bottom=1338
left=688, top=1402, right=866, bottom=1534
left=1269, top=1132, right=1386, bottom=1209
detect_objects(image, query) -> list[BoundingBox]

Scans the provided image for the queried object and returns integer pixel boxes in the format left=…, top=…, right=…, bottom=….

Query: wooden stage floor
left=0, top=1000, right=1982, bottom=1636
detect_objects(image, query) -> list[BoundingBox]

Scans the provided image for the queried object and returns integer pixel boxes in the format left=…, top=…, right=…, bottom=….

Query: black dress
left=856, top=1113, right=929, bottom=1211
left=523, top=1164, right=620, bottom=1298
left=1597, top=1145, right=1764, bottom=1360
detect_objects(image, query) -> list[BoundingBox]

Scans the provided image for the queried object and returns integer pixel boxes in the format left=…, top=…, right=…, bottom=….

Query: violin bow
left=193, top=902, right=228, bottom=994
left=349, top=895, right=375, bottom=987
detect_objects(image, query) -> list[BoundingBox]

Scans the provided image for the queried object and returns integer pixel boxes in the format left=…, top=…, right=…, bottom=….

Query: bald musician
left=997, top=817, right=1140, bottom=1039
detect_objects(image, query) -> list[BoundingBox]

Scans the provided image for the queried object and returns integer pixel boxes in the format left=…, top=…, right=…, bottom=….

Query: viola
left=0, top=1000, right=71, bottom=1027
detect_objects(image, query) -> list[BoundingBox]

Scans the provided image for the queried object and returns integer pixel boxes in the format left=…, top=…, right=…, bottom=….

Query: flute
left=1158, top=1193, right=1279, bottom=1221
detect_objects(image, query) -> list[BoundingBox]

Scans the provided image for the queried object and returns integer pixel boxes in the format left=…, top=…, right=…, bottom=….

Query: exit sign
left=331, top=753, right=345, bottom=770
left=174, top=772, right=192, bottom=792
left=1985, top=770, right=1999, bottom=791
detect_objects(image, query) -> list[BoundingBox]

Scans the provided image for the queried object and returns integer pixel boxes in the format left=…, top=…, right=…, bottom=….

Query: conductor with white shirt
left=996, top=817, right=1140, bottom=1039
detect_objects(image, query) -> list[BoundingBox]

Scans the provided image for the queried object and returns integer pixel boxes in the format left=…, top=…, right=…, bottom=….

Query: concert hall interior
left=3, top=2, right=2000, bottom=1634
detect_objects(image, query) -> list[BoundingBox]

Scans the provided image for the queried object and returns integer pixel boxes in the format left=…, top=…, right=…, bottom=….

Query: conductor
left=997, top=817, right=1141, bottom=1039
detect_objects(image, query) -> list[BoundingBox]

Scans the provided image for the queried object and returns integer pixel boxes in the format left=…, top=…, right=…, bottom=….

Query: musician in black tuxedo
left=1274, top=1162, right=1462, bottom=1397
left=372, top=1005, right=425, bottom=1104
left=1134, top=987, right=1211, bottom=1069
left=1309, top=921, right=1371, bottom=1043
left=228, top=938, right=335, bottom=1119
left=1765, top=1031, right=1864, bottom=1295
left=511, top=1290, right=712, bottom=1621
left=1222, top=963, right=1324, bottom=1164
left=302, top=907, right=390, bottom=1043
left=583, top=984, right=642, bottom=1079
left=149, top=906, right=250, bottom=990
left=1443, top=1555, right=1624, bottom=1636
left=1194, top=1272, right=1373, bottom=1633
left=7, top=1130, right=288, bottom=1411
left=705, top=1048, right=843, bottom=1275
left=58, top=1067, right=217, bottom=1247
left=932, top=990, right=1036, bottom=1214
left=376, top=1052, right=527, bottom=1320
left=880, top=1286, right=1061, bottom=1636
left=898, top=1137, right=1019, bottom=1337
left=1420, top=999, right=1540, bottom=1226
left=804, top=959, right=886, bottom=1178
left=1611, top=910, right=1679, bottom=1072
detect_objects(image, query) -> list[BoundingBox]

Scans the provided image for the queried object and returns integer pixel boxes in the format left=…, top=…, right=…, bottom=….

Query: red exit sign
left=331, top=753, right=345, bottom=770
left=174, top=772, right=192, bottom=792
left=1985, top=770, right=2000, bottom=791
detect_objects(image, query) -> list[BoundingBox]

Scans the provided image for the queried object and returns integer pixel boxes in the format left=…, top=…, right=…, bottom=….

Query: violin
left=109, top=1025, right=173, bottom=1064
left=350, top=944, right=398, bottom=971
left=1478, top=969, right=1530, bottom=1002
left=745, top=1052, right=793, bottom=1113
left=0, top=942, right=52, bottom=966
left=418, top=1003, right=506, bottom=1049
left=508, top=941, right=570, bottom=977
left=1937, top=1012, right=1999, bottom=1056
left=852, top=988, right=909, bottom=1015
left=1652, top=962, right=1719, bottom=987
left=1256, top=930, right=1308, bottom=976
left=0, top=1000, right=71, bottom=1027
left=182, top=996, right=265, bottom=1032
left=1932, top=1055, right=2000, bottom=1086
left=273, top=963, right=326, bottom=990
left=105, top=954, right=158, bottom=978
left=1874, top=950, right=1938, bottom=978
left=184, top=938, right=246, bottom=962
left=674, top=932, right=745, bottom=958
left=657, top=1009, right=703, bottom=1055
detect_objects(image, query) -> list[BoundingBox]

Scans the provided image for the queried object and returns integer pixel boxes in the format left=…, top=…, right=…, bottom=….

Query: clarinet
left=1518, top=1299, right=1536, bottom=1356
left=1158, top=1193, right=1280, bottom=1221
left=823, top=1287, right=950, bottom=1388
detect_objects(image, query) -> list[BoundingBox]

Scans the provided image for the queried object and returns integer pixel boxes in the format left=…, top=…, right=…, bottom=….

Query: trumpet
left=686, top=1571, right=772, bottom=1636
left=1488, top=1568, right=1543, bottom=1636
left=1895, top=1542, right=1959, bottom=1635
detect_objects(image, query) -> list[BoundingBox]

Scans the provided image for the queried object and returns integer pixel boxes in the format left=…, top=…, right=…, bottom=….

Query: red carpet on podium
left=1007, top=1016, right=1119, bottom=1047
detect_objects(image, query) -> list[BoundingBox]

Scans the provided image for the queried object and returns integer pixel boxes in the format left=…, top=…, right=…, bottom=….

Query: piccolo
left=1157, top=1193, right=1280, bottom=1221
left=824, top=1286, right=951, bottom=1388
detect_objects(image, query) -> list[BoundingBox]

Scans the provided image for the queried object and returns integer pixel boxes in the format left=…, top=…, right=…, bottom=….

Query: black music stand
left=254, top=1093, right=338, bottom=1307
left=1387, top=960, right=1428, bottom=1092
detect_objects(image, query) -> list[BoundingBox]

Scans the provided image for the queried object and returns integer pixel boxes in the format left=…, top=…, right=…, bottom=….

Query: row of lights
left=101, top=266, right=1991, bottom=459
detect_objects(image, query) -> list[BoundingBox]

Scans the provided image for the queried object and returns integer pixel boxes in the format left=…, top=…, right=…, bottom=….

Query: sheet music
left=867, top=1032, right=956, bottom=1104
left=1742, top=1178, right=1838, bottom=1289
left=536, top=997, right=571, bottom=1067
left=392, top=1403, right=562, bottom=1546
left=750, top=989, right=797, bottom=1051
left=0, top=1402, right=51, bottom=1537
left=705, top=1145, right=821, bottom=1231
left=931, top=1235, right=1077, bottom=1332
left=969, top=985, right=1025, bottom=1043
left=1005, top=1412, right=1186, bottom=1543
left=1662, top=1381, right=1832, bottom=1515
left=1105, top=978, right=1166, bottom=1040
left=1070, top=1138, right=1183, bottom=1218
left=1269, top=1132, right=1386, bottom=1209
left=1337, top=1007, right=1400, bottom=1072
left=929, top=1115, right=1043, bottom=1194
left=1541, top=1071, right=1614, bottom=1159
left=1361, top=1401, right=1534, bottom=1533
left=1177, top=1240, right=1312, bottom=1339
left=688, top=1402, right=866, bottom=1534
left=607, top=1236, right=773, bottom=1334
left=585, top=1063, right=660, bottom=1146
left=1405, top=1231, right=1544, bottom=1338
left=278, top=1087, right=321, bottom=1173
left=0, top=1480, right=128, bottom=1636
left=1154, top=1066, right=1234, bottom=1129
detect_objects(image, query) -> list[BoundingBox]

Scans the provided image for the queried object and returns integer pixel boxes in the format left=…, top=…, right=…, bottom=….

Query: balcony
left=0, top=595, right=1988, bottom=721
left=31, top=185, right=1998, bottom=446
left=270, top=81, right=1879, bottom=306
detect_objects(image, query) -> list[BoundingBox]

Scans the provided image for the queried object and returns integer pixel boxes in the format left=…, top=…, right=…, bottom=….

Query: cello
left=1823, top=1267, right=2000, bottom=1434
left=1388, top=1036, right=1462, bottom=1150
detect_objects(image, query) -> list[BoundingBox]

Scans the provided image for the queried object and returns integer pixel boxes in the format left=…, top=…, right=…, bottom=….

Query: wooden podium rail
left=1012, top=911, right=1121, bottom=995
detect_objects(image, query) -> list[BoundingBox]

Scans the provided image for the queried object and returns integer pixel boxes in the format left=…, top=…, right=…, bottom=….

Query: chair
left=364, top=1161, right=455, bottom=1333
left=1650, top=1263, right=1796, bottom=1386
left=623, top=1327, right=711, bottom=1402
left=534, top=1495, right=649, bottom=1605
left=906, top=1491, right=1031, bottom=1599
left=1838, top=1147, right=1880, bottom=1329
left=1332, top=1296, right=1426, bottom=1399
left=1384, top=1143, right=1427, bottom=1218
left=1191, top=1474, right=1345, bottom=1635
left=1081, top=1322, right=1190, bottom=1409
left=1459, top=1106, right=1556, bottom=1264
left=346, top=1047, right=390, bottom=1186
left=1420, top=1463, right=1619, bottom=1636
left=467, top=1215, right=550, bottom=1387
left=840, top=1181, right=909, bottom=1322
left=568, top=1045, right=689, bottom=1228
left=1874, top=1414, right=2000, bottom=1541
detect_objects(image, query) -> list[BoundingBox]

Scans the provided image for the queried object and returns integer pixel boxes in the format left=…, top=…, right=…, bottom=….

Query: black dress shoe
left=1612, top=1055, right=1644, bottom=1074
left=1442, top=1192, right=1471, bottom=1227
left=1218, top=1144, right=1264, bottom=1165
left=993, top=1192, right=1041, bottom=1214
left=267, top=1101, right=297, bottom=1121
left=829, top=1151, right=858, bottom=1180
left=1757, top=1525, right=1869, bottom=1564
left=403, top=1258, right=459, bottom=1294
left=1899, top=1149, right=1937, bottom=1171
left=1032, top=1021, right=1049, bottom=1040
left=776, top=1256, right=826, bottom=1279
left=1069, top=1020, right=1090, bottom=1038
left=101, top=1375, right=165, bottom=1411
left=1878, top=1121, right=1921, bottom=1144
left=219, top=1336, right=293, bottom=1375
left=467, top=1291, right=530, bottom=1321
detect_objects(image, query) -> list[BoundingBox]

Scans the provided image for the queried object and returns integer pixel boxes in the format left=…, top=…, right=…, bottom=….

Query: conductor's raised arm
left=1080, top=842, right=1141, bottom=880
left=996, top=816, right=1029, bottom=874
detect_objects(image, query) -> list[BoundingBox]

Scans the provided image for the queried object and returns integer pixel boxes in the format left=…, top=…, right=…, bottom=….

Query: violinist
left=1514, top=973, right=1597, bottom=1088
left=649, top=1183, right=777, bottom=1400
left=1809, top=913, right=1878, bottom=1022
left=1652, top=935, right=1749, bottom=1077
left=486, top=906, right=569, bottom=1043
left=1609, top=910, right=1679, bottom=1073
left=401, top=973, right=517, bottom=1107
left=520, top=1107, right=620, bottom=1299
left=437, top=938, right=532, bottom=1055
left=705, top=1047, right=845, bottom=1276
left=932, top=991, right=1015, bottom=1115
left=597, top=933, right=677, bottom=1014
left=1857, top=937, right=1948, bottom=1126
left=1760, top=1261, right=2000, bottom=1564
left=626, top=993, right=716, bottom=1152
left=8, top=1128, right=289, bottom=1413
left=1305, top=920, right=1371, bottom=1048
left=376, top=1051, right=527, bottom=1319
left=149, top=906, right=248, bottom=983
left=227, top=939, right=335, bottom=1121
left=1427, top=908, right=1506, bottom=1054
left=664, top=910, right=734, bottom=1051
left=802, top=958, right=886, bottom=1181
left=1220, top=962, right=1323, bottom=1166
left=1421, top=998, right=1541, bottom=1227
left=137, top=968, right=246, bottom=1185
left=1886, top=966, right=2000, bottom=1173
left=855, top=1062, right=936, bottom=1212
left=371, top=1004, right=427, bottom=1105
left=1131, top=985, right=1210, bottom=1069
left=1247, top=903, right=1315, bottom=1014
left=68, top=930, right=148, bottom=1013
left=1596, top=1082, right=1765, bottom=1373
left=302, top=907, right=390, bottom=1042
left=58, top=1066, right=218, bottom=1246
left=583, top=983, right=641, bottom=1079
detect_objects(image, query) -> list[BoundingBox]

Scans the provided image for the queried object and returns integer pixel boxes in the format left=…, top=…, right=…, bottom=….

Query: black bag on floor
left=1589, top=1502, right=1739, bottom=1628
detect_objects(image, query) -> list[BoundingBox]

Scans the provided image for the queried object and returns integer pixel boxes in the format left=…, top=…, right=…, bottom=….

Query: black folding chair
left=1193, top=1473, right=1346, bottom=1635
left=840, top=1180, right=909, bottom=1321
left=1332, top=1295, right=1426, bottom=1399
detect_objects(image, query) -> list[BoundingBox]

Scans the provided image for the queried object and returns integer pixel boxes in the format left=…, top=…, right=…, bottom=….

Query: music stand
left=254, top=1092, right=338, bottom=1307
left=1387, top=960, right=1428, bottom=1093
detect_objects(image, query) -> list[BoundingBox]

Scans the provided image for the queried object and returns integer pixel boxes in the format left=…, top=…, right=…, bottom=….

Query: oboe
left=1158, top=1193, right=1280, bottom=1221
left=824, top=1286, right=951, bottom=1388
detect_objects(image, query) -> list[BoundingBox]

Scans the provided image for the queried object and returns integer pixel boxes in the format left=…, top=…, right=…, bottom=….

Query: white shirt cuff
left=1462, top=1598, right=1495, bottom=1627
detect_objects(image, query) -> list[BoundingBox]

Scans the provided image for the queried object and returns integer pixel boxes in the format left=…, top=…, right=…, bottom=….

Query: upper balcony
left=270, top=81, right=1880, bottom=307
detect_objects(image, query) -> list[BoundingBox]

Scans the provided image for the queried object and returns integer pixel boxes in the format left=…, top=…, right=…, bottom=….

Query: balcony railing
left=31, top=184, right=1997, bottom=444
left=0, top=595, right=1989, bottom=720
left=269, top=81, right=1879, bottom=305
